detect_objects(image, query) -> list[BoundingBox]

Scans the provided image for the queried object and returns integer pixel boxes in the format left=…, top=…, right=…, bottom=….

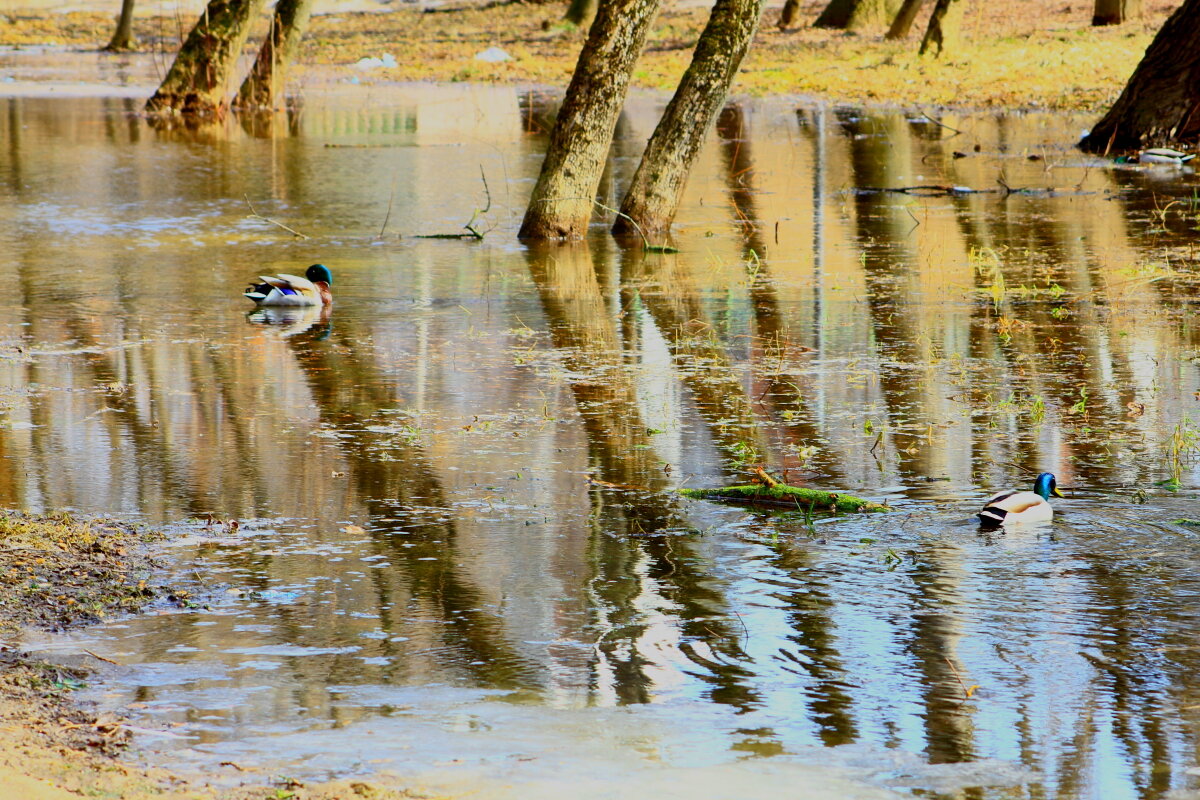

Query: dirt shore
left=0, top=0, right=1182, bottom=111
left=0, top=510, right=428, bottom=800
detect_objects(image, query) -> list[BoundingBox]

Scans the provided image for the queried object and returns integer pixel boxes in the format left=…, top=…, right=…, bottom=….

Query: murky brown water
left=4, top=54, right=1200, bottom=800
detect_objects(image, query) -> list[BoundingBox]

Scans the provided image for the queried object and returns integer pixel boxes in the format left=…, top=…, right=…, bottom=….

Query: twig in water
left=921, top=111, right=962, bottom=136
left=379, top=177, right=397, bottom=239
left=243, top=195, right=309, bottom=239
left=82, top=649, right=119, bottom=666
left=593, top=200, right=678, bottom=253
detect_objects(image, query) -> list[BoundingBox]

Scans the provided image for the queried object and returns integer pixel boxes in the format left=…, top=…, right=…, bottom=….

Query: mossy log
left=678, top=484, right=890, bottom=513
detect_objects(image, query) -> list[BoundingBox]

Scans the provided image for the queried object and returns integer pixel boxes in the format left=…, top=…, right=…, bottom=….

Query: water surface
left=3, top=61, right=1200, bottom=799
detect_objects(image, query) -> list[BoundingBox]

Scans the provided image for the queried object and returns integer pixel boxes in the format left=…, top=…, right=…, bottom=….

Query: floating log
left=678, top=484, right=890, bottom=513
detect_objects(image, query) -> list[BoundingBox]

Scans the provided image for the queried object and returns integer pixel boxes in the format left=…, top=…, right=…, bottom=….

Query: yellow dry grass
left=0, top=0, right=1180, bottom=111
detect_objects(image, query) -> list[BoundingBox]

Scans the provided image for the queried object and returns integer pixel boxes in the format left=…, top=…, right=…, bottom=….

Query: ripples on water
left=3, top=69, right=1200, bottom=799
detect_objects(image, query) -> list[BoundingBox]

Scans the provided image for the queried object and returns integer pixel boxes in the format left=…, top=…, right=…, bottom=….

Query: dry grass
left=0, top=0, right=1180, bottom=111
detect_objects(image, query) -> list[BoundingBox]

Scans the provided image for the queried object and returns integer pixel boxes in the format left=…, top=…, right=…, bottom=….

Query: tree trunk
left=236, top=0, right=315, bottom=109
left=777, top=0, right=800, bottom=29
left=613, top=0, right=764, bottom=238
left=815, top=0, right=900, bottom=30
left=885, top=0, right=923, bottom=38
left=919, top=0, right=964, bottom=56
left=1080, top=0, right=1200, bottom=152
left=565, top=0, right=598, bottom=27
left=145, top=0, right=268, bottom=116
left=103, top=0, right=137, bottom=51
left=518, top=0, right=662, bottom=240
left=1093, top=0, right=1141, bottom=25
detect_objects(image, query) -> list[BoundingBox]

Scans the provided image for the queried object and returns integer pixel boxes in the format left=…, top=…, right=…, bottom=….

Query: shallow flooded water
left=4, top=56, right=1200, bottom=799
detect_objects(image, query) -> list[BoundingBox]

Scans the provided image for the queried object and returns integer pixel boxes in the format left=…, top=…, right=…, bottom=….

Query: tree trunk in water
left=565, top=0, right=598, bottom=27
left=1080, top=0, right=1200, bottom=152
left=885, top=0, right=923, bottom=38
left=777, top=0, right=800, bottom=29
left=815, top=0, right=900, bottom=30
left=613, top=0, right=764, bottom=238
left=145, top=0, right=268, bottom=116
left=236, top=0, right=315, bottom=109
left=518, top=0, right=662, bottom=240
left=919, top=0, right=964, bottom=56
left=1093, top=0, right=1141, bottom=25
left=104, top=0, right=138, bottom=51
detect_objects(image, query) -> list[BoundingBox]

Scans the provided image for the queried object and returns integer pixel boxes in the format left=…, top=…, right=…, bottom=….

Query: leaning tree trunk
left=815, top=0, right=900, bottom=30
left=1080, top=0, right=1200, bottom=152
left=886, top=0, right=924, bottom=38
left=104, top=0, right=137, bottom=51
left=777, top=0, right=800, bottom=29
left=1093, top=0, right=1141, bottom=25
left=236, top=0, right=315, bottom=109
left=145, top=0, right=268, bottom=116
left=919, top=0, right=964, bottom=56
left=613, top=0, right=765, bottom=238
left=518, top=0, right=662, bottom=240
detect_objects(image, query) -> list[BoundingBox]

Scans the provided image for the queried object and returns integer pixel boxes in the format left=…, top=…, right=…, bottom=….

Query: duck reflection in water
left=246, top=305, right=332, bottom=340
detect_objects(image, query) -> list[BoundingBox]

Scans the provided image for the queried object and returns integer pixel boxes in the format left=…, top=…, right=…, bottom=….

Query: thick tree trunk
left=236, top=0, right=315, bottom=109
left=565, top=0, right=598, bottom=27
left=518, top=0, right=662, bottom=240
left=613, top=0, right=764, bottom=238
left=919, top=0, right=964, bottom=56
left=815, top=0, right=900, bottom=30
left=885, top=0, right=924, bottom=38
left=1093, top=0, right=1141, bottom=25
left=777, top=0, right=799, bottom=29
left=104, top=0, right=137, bottom=51
left=145, top=0, right=268, bottom=116
left=1080, top=0, right=1200, bottom=152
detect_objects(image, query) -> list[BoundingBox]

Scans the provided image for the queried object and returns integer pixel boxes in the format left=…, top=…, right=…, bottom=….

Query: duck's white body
left=245, top=274, right=328, bottom=307
left=1138, top=148, right=1196, bottom=165
left=978, top=489, right=1053, bottom=526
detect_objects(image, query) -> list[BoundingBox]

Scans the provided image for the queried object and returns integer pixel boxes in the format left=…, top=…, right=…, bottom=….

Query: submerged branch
left=678, top=484, right=890, bottom=513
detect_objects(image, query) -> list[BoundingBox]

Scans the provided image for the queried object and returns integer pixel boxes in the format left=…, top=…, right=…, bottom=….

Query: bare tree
left=815, top=0, right=901, bottom=30
left=236, top=0, right=316, bottom=109
left=919, top=0, right=965, bottom=56
left=518, top=0, right=662, bottom=239
left=613, top=0, right=765, bottom=237
left=886, top=0, right=924, bottom=38
left=145, top=0, right=267, bottom=116
left=1080, top=0, right=1200, bottom=152
left=103, top=0, right=137, bottom=51
left=1093, top=0, right=1141, bottom=25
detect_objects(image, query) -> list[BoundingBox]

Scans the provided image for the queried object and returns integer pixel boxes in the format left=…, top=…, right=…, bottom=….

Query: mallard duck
left=978, top=472, right=1063, bottom=528
left=244, top=264, right=333, bottom=307
left=1137, top=148, right=1196, bottom=165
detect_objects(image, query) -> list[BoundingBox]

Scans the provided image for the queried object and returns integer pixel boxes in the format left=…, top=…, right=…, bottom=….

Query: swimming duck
left=244, top=264, right=333, bottom=307
left=978, top=472, right=1063, bottom=528
left=1136, top=148, right=1196, bottom=165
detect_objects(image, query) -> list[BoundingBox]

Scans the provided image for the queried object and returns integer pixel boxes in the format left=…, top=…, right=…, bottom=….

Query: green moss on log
left=678, top=484, right=890, bottom=512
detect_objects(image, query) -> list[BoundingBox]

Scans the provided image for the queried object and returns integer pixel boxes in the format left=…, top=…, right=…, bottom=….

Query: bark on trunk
left=613, top=0, right=764, bottom=238
left=104, top=0, right=138, bottom=51
left=885, top=0, right=924, bottom=38
left=518, top=0, right=662, bottom=240
left=815, top=0, right=900, bottom=30
left=565, top=0, right=598, bottom=27
left=777, top=0, right=800, bottom=29
left=1092, top=0, right=1141, bottom=25
left=1080, top=0, right=1200, bottom=152
left=145, top=0, right=268, bottom=116
left=919, top=0, right=964, bottom=56
left=236, top=0, right=315, bottom=109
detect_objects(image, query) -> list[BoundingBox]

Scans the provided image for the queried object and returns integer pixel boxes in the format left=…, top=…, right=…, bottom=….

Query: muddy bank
left=0, top=511, right=431, bottom=800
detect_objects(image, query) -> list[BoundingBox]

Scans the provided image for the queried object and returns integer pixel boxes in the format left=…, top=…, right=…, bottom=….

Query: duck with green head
left=245, top=264, right=333, bottom=307
left=978, top=473, right=1063, bottom=528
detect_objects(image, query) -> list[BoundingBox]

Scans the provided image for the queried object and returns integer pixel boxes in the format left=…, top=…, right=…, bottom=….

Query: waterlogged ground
left=4, top=70, right=1200, bottom=799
